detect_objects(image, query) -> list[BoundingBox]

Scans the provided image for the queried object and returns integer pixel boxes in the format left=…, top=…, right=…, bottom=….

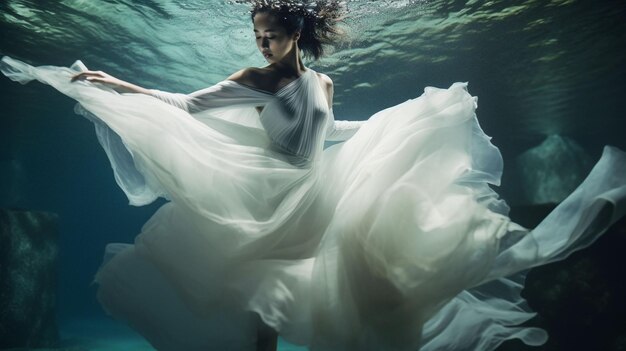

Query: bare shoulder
left=227, top=67, right=267, bottom=85
left=227, top=67, right=282, bottom=93
left=316, top=72, right=334, bottom=91
left=316, top=72, right=334, bottom=108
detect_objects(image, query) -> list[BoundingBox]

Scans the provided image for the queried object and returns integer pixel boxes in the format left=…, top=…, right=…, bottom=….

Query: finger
left=71, top=71, right=100, bottom=82
left=86, top=77, right=109, bottom=84
left=71, top=72, right=92, bottom=81
left=70, top=73, right=83, bottom=81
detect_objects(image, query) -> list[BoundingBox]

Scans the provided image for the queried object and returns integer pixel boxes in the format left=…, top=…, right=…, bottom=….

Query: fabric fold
left=2, top=55, right=625, bottom=351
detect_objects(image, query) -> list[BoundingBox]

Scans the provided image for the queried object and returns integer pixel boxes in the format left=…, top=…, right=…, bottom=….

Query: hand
left=70, top=70, right=149, bottom=94
left=70, top=70, right=127, bottom=90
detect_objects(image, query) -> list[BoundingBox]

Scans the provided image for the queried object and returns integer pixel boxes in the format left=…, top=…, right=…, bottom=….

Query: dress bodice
left=146, top=67, right=363, bottom=167
left=257, top=69, right=330, bottom=166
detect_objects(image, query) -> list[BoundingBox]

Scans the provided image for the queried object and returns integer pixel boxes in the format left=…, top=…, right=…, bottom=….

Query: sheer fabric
left=2, top=55, right=625, bottom=351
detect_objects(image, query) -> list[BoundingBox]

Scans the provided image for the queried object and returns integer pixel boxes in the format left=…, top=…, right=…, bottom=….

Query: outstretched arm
left=71, top=69, right=268, bottom=114
left=70, top=70, right=152, bottom=94
left=319, top=73, right=365, bottom=141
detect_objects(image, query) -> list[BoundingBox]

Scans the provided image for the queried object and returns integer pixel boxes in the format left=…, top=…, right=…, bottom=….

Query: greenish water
left=1, top=0, right=625, bottom=350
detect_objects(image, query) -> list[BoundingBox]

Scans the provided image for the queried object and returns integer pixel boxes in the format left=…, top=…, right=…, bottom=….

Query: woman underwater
left=2, top=0, right=626, bottom=350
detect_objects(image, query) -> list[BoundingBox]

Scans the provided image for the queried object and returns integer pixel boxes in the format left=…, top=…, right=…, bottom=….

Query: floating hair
left=245, top=0, right=346, bottom=60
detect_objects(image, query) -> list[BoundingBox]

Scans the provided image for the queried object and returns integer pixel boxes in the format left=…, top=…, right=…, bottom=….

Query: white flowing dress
left=2, top=55, right=626, bottom=351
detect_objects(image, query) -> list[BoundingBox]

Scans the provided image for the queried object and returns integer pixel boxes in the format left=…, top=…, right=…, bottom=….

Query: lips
left=263, top=52, right=273, bottom=59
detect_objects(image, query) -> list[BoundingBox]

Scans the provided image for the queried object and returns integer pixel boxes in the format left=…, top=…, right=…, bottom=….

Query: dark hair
left=248, top=0, right=345, bottom=60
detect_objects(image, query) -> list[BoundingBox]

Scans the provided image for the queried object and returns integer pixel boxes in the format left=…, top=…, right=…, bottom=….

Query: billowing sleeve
left=325, top=108, right=366, bottom=141
left=147, top=80, right=270, bottom=114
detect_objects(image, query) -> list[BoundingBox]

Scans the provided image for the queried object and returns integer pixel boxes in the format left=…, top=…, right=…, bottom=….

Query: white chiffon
left=2, top=55, right=625, bottom=351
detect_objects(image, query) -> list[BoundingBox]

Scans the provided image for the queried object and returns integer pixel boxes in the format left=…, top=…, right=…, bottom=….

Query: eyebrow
left=253, top=29, right=277, bottom=32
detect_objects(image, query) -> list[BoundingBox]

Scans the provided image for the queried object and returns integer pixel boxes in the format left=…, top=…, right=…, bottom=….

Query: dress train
left=2, top=55, right=625, bottom=351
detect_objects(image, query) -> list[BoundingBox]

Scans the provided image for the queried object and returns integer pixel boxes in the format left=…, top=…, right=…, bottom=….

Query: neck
left=272, top=45, right=307, bottom=76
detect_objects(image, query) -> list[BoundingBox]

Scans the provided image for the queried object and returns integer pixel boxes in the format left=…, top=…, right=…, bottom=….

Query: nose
left=261, top=37, right=269, bottom=48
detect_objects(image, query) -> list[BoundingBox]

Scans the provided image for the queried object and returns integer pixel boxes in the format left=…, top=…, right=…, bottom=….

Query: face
left=253, top=12, right=300, bottom=63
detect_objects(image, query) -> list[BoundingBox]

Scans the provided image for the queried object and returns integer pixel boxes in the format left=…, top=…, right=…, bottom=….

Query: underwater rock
left=514, top=135, right=593, bottom=205
left=0, top=209, right=60, bottom=348
left=498, top=205, right=626, bottom=350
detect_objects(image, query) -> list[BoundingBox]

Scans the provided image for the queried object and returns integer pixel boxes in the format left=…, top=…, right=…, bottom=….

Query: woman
left=2, top=1, right=625, bottom=350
